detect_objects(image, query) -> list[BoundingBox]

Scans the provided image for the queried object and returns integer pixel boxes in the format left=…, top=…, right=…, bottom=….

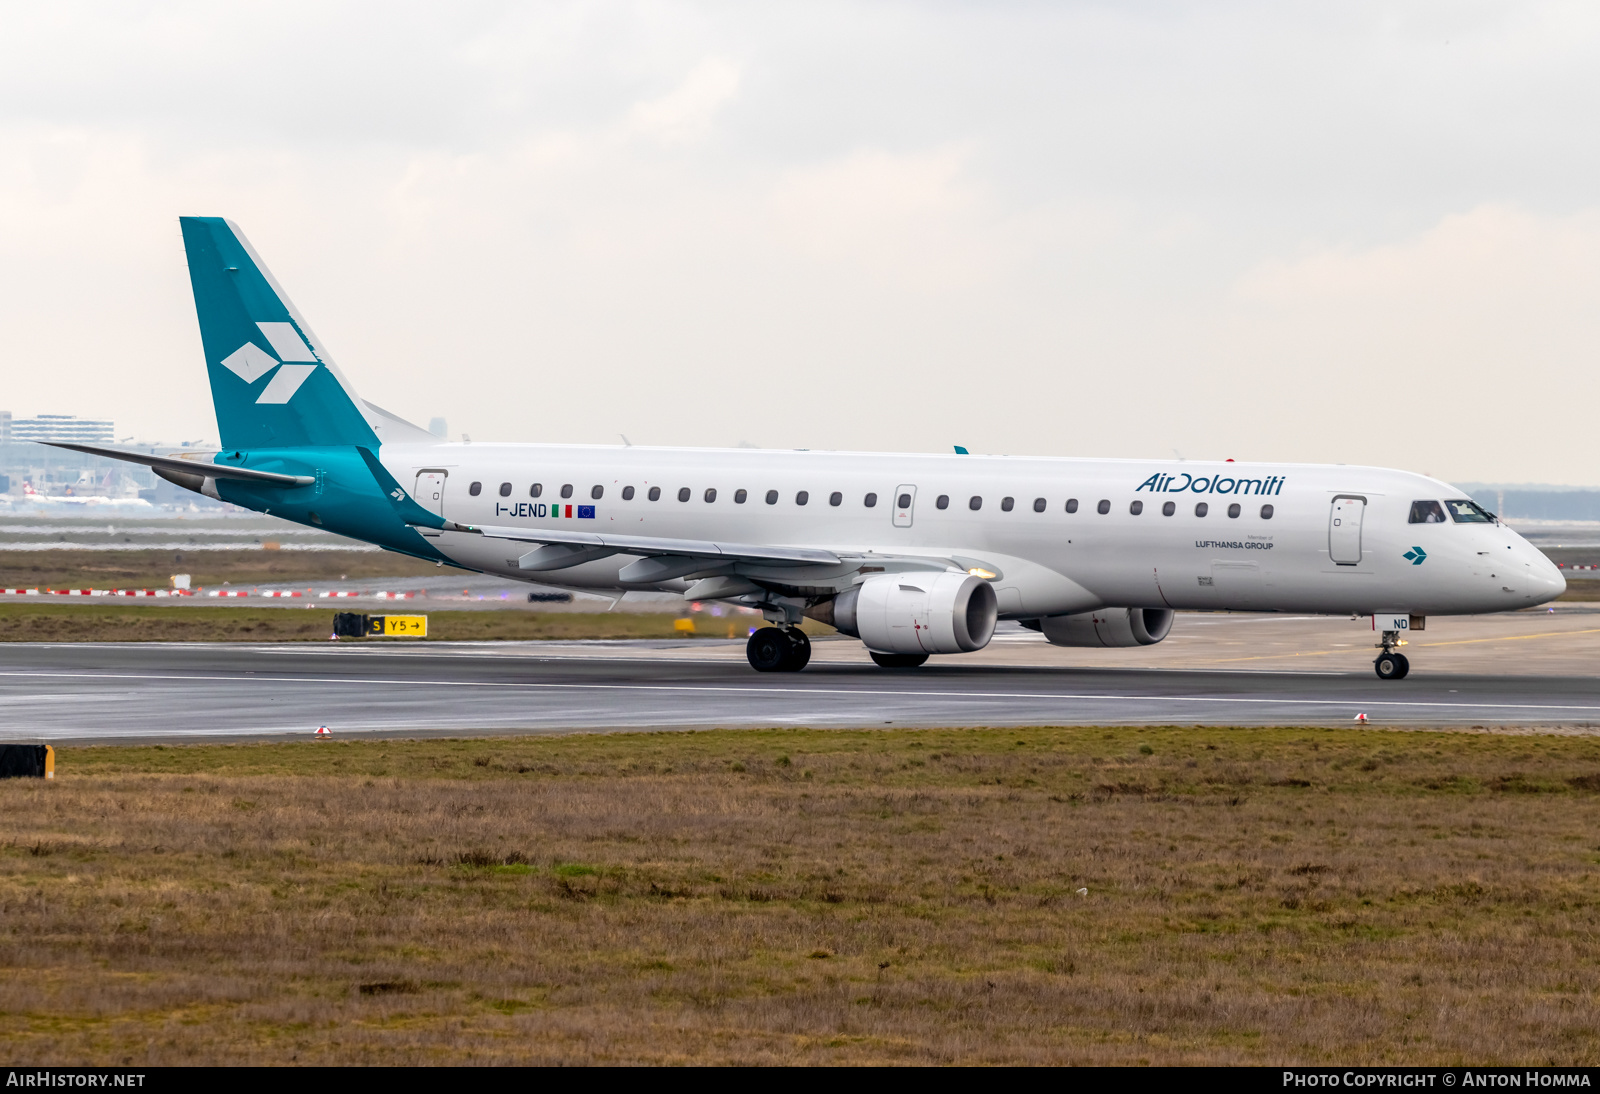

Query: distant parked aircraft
left=9, top=482, right=152, bottom=510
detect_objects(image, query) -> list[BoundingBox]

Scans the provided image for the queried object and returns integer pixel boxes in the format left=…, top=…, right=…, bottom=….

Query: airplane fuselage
left=377, top=443, right=1564, bottom=618
left=63, top=217, right=1566, bottom=678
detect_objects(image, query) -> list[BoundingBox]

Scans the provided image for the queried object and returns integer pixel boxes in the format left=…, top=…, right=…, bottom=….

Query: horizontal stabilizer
left=41, top=442, right=313, bottom=486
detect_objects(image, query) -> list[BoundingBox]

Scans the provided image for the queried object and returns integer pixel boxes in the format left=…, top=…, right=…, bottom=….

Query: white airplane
left=52, top=218, right=1565, bottom=679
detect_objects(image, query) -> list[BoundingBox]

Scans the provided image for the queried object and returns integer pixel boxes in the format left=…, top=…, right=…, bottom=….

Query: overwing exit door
left=1329, top=495, right=1366, bottom=565
left=893, top=485, right=917, bottom=528
left=415, top=470, right=447, bottom=517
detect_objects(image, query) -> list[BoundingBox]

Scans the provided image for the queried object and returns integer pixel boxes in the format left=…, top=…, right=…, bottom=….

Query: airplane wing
left=468, top=522, right=838, bottom=564
left=425, top=521, right=973, bottom=591
left=40, top=442, right=315, bottom=486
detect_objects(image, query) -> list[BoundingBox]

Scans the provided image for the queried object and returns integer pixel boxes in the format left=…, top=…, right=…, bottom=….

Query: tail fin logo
left=219, top=322, right=321, bottom=404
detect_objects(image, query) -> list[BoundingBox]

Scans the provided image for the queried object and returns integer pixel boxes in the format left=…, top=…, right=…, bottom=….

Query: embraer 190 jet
left=52, top=218, right=1565, bottom=679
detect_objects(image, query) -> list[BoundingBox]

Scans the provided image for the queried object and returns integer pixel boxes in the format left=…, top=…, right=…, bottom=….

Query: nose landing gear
left=1374, top=630, right=1410, bottom=680
left=747, top=626, right=812, bottom=672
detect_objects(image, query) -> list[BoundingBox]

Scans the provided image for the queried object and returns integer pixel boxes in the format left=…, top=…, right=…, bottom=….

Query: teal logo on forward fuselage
left=1403, top=546, right=1427, bottom=565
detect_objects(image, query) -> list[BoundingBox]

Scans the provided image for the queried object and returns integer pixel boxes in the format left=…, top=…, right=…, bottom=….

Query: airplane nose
left=1525, top=546, right=1566, bottom=602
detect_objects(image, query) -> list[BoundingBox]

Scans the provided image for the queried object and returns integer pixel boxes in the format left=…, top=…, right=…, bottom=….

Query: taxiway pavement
left=8, top=610, right=1600, bottom=742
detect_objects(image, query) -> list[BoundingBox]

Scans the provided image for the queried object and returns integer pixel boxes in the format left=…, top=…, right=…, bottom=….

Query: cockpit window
left=1445, top=499, right=1496, bottom=524
left=1408, top=500, right=1447, bottom=524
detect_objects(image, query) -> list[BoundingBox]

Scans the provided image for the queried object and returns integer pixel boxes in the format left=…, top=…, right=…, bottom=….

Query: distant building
left=8, top=414, right=114, bottom=444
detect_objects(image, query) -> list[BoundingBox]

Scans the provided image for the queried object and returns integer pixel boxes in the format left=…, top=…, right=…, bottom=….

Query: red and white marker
left=1354, top=713, right=1368, bottom=723
left=315, top=725, right=331, bottom=737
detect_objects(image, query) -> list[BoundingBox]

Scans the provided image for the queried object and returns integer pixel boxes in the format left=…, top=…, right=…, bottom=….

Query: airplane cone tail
left=180, top=217, right=379, bottom=451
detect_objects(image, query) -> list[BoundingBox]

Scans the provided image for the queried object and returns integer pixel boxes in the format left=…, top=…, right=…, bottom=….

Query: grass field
left=0, top=603, right=801, bottom=642
left=4, top=726, right=1600, bottom=1064
left=0, top=548, right=450, bottom=590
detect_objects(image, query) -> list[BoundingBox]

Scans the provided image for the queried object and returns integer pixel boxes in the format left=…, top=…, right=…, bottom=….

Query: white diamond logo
left=256, top=322, right=318, bottom=363
left=220, top=342, right=278, bottom=383
left=256, top=363, right=316, bottom=404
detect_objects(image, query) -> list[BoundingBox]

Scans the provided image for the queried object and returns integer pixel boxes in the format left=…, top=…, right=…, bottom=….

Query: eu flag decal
left=577, top=505, right=596, bottom=519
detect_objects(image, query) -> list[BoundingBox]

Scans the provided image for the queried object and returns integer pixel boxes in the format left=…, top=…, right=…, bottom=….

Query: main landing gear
left=1374, top=630, right=1410, bottom=680
left=747, top=626, right=811, bottom=672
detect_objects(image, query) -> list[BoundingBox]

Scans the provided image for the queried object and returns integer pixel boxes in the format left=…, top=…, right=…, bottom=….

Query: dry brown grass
left=0, top=549, right=451, bottom=590
left=4, top=726, right=1600, bottom=1064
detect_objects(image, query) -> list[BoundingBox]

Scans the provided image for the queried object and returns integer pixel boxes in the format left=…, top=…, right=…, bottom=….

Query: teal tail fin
left=180, top=217, right=380, bottom=450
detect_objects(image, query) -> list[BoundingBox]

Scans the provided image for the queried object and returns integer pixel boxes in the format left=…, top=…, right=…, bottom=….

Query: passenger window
left=1033, top=497, right=1046, bottom=513
left=678, top=487, right=691, bottom=502
left=621, top=486, right=634, bottom=500
left=1001, top=497, right=1015, bottom=512
left=530, top=483, right=543, bottom=498
left=591, top=485, right=603, bottom=500
left=1260, top=504, right=1274, bottom=519
left=1195, top=502, right=1208, bottom=517
left=1409, top=500, right=1447, bottom=524
left=796, top=491, right=809, bottom=505
left=969, top=496, right=983, bottom=511
left=1445, top=499, right=1495, bottom=523
left=1162, top=501, right=1175, bottom=516
left=936, top=495, right=949, bottom=510
left=560, top=484, right=573, bottom=499
left=648, top=486, right=661, bottom=501
left=498, top=482, right=512, bottom=497
left=829, top=492, right=842, bottom=506
left=1065, top=498, right=1078, bottom=513
left=469, top=481, right=482, bottom=496
left=898, top=493, right=912, bottom=509
left=704, top=488, right=717, bottom=503
left=766, top=490, right=778, bottom=504
left=1096, top=499, right=1110, bottom=515
left=1227, top=503, right=1240, bottom=518
left=735, top=489, right=747, bottom=504
left=1130, top=500, right=1143, bottom=515
left=864, top=493, right=877, bottom=507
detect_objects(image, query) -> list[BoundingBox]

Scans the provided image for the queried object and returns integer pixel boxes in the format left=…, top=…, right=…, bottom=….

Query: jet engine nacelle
left=1038, top=608, right=1174, bottom=648
left=826, top=572, right=998, bottom=655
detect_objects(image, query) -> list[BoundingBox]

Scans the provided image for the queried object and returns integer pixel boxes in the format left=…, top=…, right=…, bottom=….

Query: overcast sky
left=2, top=1, right=1598, bottom=483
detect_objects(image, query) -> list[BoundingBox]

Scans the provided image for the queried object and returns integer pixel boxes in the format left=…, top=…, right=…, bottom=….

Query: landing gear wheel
left=747, top=627, right=811, bottom=672
left=1374, top=652, right=1410, bottom=680
left=747, top=628, right=789, bottom=672
left=786, top=629, right=812, bottom=671
left=870, top=651, right=929, bottom=669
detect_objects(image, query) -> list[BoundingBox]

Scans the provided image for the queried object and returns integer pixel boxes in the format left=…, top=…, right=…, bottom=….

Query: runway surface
left=9, top=620, right=1600, bottom=741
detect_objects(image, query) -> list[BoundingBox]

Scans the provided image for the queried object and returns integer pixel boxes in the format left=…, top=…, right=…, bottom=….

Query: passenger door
left=1329, top=495, right=1366, bottom=565
left=893, top=485, right=917, bottom=528
left=415, top=470, right=448, bottom=517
